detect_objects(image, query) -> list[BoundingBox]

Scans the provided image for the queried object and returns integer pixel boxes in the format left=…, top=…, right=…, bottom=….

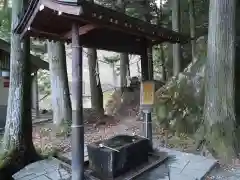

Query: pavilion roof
left=15, top=0, right=189, bottom=54
left=0, top=39, right=49, bottom=70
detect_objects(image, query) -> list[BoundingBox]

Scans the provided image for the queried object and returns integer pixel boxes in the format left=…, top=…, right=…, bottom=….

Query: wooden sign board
left=3, top=77, right=9, bottom=88
left=140, top=81, right=155, bottom=106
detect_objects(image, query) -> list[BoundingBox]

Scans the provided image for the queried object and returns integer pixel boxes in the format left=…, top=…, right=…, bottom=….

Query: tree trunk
left=111, top=62, right=117, bottom=87
left=188, top=0, right=196, bottom=62
left=166, top=18, right=173, bottom=79
left=88, top=48, right=104, bottom=114
left=120, top=53, right=129, bottom=91
left=137, top=60, right=141, bottom=75
left=31, top=72, right=39, bottom=117
left=160, top=45, right=167, bottom=82
left=159, top=0, right=167, bottom=82
left=1, top=0, right=40, bottom=177
left=204, top=0, right=238, bottom=160
left=147, top=47, right=154, bottom=80
left=3, top=0, right=7, bottom=9
left=172, top=0, right=182, bottom=76
left=47, top=41, right=72, bottom=132
left=116, top=0, right=130, bottom=91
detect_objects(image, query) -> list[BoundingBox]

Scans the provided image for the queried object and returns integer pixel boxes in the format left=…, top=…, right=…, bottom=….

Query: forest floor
left=31, top=116, right=240, bottom=180
left=32, top=111, right=197, bottom=157
left=32, top=112, right=147, bottom=155
left=1, top=107, right=240, bottom=179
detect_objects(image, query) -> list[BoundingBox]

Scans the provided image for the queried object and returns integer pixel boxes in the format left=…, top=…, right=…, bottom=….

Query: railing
left=39, top=92, right=51, bottom=102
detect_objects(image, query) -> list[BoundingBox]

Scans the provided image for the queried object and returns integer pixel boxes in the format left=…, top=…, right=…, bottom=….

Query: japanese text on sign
left=141, top=81, right=155, bottom=106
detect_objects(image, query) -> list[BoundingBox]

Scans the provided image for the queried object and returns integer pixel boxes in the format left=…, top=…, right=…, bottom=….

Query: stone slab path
left=13, top=146, right=217, bottom=180
left=13, top=158, right=71, bottom=180
left=207, top=165, right=240, bottom=180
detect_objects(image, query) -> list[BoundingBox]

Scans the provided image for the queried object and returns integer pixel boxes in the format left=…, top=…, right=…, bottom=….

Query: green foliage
left=38, top=70, right=51, bottom=94
left=154, top=36, right=207, bottom=137
left=153, top=44, right=167, bottom=75
left=55, top=121, right=71, bottom=137
left=154, top=74, right=204, bottom=136
left=31, top=40, right=47, bottom=55
left=0, top=7, right=11, bottom=41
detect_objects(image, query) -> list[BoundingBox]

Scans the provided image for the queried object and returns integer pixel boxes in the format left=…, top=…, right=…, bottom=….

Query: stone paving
left=138, top=147, right=217, bottom=180
left=207, top=165, right=240, bottom=180
left=13, top=158, right=71, bottom=180
left=13, top=146, right=217, bottom=180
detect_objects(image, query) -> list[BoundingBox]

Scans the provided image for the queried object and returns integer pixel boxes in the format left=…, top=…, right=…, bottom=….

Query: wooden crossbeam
left=63, top=24, right=98, bottom=39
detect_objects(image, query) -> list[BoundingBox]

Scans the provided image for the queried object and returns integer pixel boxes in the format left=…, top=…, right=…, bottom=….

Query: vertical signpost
left=140, top=81, right=155, bottom=145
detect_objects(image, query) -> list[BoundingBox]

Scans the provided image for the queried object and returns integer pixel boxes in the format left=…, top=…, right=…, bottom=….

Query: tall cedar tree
left=1, top=0, right=40, bottom=178
left=204, top=0, right=239, bottom=160
left=47, top=41, right=72, bottom=133
left=88, top=48, right=104, bottom=115
left=188, top=0, right=196, bottom=62
left=116, top=0, right=130, bottom=92
left=172, top=0, right=182, bottom=75
left=88, top=0, right=104, bottom=115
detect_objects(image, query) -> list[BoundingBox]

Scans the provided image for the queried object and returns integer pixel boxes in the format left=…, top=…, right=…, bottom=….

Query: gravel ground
left=31, top=112, right=240, bottom=180
left=206, top=163, right=240, bottom=180
left=32, top=113, right=144, bottom=154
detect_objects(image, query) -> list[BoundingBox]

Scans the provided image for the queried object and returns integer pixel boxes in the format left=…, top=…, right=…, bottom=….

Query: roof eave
left=14, top=0, right=190, bottom=49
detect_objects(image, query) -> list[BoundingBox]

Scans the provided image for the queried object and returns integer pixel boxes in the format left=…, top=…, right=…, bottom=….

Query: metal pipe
left=71, top=23, right=84, bottom=180
left=145, top=112, right=152, bottom=144
left=99, top=143, right=120, bottom=152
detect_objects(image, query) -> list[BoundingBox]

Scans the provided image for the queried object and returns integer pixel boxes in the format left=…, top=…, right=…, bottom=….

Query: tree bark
left=1, top=0, right=40, bottom=177
left=147, top=47, right=154, bottom=80
left=31, top=72, right=39, bottom=117
left=159, top=0, right=167, bottom=82
left=166, top=18, right=173, bottom=79
left=160, top=45, right=167, bottom=82
left=116, top=0, right=130, bottom=91
left=120, top=53, right=129, bottom=91
left=3, top=0, right=7, bottom=9
left=111, top=62, right=117, bottom=87
left=47, top=41, right=72, bottom=131
left=88, top=48, right=104, bottom=114
left=204, top=0, right=238, bottom=160
left=188, top=0, right=196, bottom=62
left=172, top=0, right=182, bottom=76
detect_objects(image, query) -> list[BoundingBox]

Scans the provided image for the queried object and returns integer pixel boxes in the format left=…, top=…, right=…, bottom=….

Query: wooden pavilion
left=14, top=0, right=189, bottom=179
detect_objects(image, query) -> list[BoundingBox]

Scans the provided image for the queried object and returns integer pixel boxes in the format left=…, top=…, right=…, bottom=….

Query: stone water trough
left=87, top=134, right=168, bottom=180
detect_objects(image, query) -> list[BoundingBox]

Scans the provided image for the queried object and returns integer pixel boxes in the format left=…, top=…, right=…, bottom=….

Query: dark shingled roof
left=14, top=0, right=189, bottom=55
left=0, top=39, right=49, bottom=70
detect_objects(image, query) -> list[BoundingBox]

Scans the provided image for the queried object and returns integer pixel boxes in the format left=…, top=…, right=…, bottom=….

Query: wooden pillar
left=32, top=71, right=39, bottom=117
left=71, top=23, right=84, bottom=180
